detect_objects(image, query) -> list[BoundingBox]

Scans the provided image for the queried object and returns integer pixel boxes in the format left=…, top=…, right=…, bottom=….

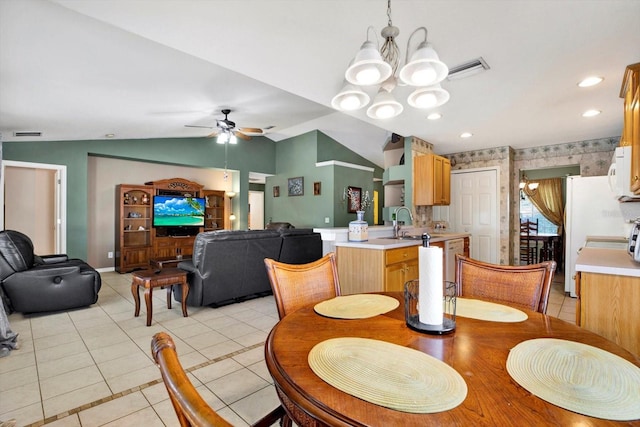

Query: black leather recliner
left=0, top=230, right=101, bottom=313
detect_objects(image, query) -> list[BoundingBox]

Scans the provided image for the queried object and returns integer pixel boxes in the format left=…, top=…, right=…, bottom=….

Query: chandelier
left=332, top=0, right=449, bottom=119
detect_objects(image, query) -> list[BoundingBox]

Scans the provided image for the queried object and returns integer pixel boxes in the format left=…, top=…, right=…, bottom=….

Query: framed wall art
left=273, top=186, right=280, bottom=197
left=347, top=186, right=361, bottom=213
left=288, top=177, right=304, bottom=196
left=313, top=182, right=321, bottom=195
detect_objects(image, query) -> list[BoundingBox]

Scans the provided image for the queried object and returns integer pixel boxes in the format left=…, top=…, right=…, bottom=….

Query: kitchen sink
left=379, top=235, right=424, bottom=241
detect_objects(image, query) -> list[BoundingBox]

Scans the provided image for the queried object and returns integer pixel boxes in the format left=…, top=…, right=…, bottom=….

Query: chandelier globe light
left=399, top=29, right=449, bottom=87
left=407, top=83, right=450, bottom=109
left=334, top=0, right=449, bottom=119
left=344, top=37, right=393, bottom=86
left=367, top=88, right=404, bottom=119
left=331, top=83, right=371, bottom=111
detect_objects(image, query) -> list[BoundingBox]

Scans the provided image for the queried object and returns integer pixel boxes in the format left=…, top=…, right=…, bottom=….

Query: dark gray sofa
left=174, top=228, right=322, bottom=306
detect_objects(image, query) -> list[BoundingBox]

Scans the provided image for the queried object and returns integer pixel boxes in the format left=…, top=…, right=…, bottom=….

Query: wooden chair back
left=264, top=252, right=341, bottom=320
left=455, top=254, right=556, bottom=313
left=519, top=219, right=539, bottom=264
left=151, top=332, right=286, bottom=427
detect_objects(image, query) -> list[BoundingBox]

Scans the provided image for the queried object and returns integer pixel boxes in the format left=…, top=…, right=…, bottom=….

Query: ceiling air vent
left=447, top=57, right=490, bottom=81
left=13, top=131, right=42, bottom=137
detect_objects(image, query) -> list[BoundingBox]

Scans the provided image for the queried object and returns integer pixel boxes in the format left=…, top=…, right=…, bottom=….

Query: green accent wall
left=3, top=136, right=276, bottom=259
left=265, top=130, right=384, bottom=228
left=3, top=131, right=384, bottom=259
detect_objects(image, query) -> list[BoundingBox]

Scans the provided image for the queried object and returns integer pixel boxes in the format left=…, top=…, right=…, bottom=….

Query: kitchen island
left=575, top=247, right=640, bottom=357
left=321, top=228, right=470, bottom=295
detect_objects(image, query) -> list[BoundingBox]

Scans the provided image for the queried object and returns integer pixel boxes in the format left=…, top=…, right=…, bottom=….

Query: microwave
left=608, top=146, right=640, bottom=201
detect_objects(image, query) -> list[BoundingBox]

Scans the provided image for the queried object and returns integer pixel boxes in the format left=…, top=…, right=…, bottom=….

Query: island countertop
left=575, top=247, right=640, bottom=277
left=333, top=232, right=470, bottom=249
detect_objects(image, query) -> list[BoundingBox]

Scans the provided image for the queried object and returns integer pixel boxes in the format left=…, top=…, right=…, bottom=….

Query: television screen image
left=153, top=196, right=205, bottom=227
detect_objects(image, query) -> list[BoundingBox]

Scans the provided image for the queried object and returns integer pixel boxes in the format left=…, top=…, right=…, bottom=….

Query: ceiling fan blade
left=206, top=130, right=220, bottom=138
left=234, top=131, right=251, bottom=140
left=238, top=127, right=263, bottom=134
left=185, top=124, right=216, bottom=129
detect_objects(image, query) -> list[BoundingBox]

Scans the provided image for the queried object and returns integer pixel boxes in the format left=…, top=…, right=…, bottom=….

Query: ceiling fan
left=185, top=109, right=267, bottom=140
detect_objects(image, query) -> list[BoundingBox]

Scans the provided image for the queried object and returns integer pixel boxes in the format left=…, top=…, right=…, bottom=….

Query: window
left=519, top=193, right=557, bottom=234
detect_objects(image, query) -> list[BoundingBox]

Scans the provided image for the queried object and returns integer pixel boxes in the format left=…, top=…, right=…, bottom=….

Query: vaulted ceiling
left=1, top=0, right=639, bottom=167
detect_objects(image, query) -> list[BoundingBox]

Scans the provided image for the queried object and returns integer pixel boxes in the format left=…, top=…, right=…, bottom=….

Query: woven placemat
left=314, top=294, right=399, bottom=319
left=308, top=337, right=467, bottom=413
left=456, top=298, right=528, bottom=322
left=507, top=338, right=640, bottom=421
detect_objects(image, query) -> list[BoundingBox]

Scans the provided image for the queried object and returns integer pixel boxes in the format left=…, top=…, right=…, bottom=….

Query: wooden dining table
left=265, top=292, right=640, bottom=426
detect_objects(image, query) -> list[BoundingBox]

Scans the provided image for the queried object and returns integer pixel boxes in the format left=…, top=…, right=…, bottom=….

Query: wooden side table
left=131, top=268, right=188, bottom=326
left=149, top=256, right=192, bottom=269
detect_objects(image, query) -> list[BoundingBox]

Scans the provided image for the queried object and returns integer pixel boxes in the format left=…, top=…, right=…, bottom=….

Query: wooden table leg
left=131, top=280, right=141, bottom=317
left=180, top=278, right=189, bottom=318
left=166, top=286, right=172, bottom=310
left=144, top=285, right=153, bottom=327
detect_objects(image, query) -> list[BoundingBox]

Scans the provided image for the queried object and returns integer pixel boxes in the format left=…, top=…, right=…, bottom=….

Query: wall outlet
left=324, top=217, right=330, bottom=223
left=107, top=251, right=113, bottom=259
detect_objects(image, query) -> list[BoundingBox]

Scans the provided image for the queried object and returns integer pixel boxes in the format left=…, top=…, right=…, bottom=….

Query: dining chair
left=519, top=219, right=538, bottom=265
left=455, top=254, right=556, bottom=313
left=264, top=252, right=341, bottom=320
left=151, top=332, right=288, bottom=427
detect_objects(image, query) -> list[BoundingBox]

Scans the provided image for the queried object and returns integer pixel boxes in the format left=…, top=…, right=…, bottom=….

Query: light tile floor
left=1, top=271, right=575, bottom=426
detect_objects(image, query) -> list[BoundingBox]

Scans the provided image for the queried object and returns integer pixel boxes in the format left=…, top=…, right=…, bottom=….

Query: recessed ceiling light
left=578, top=76, right=603, bottom=87
left=427, top=113, right=442, bottom=120
left=460, top=132, right=473, bottom=138
left=105, top=133, right=115, bottom=138
left=582, top=109, right=601, bottom=117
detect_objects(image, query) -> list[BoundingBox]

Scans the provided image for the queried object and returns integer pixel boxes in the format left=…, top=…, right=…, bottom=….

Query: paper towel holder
left=404, top=280, right=456, bottom=335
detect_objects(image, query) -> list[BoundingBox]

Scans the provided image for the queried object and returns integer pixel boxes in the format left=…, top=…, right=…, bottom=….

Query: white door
left=248, top=191, right=265, bottom=230
left=450, top=168, right=499, bottom=263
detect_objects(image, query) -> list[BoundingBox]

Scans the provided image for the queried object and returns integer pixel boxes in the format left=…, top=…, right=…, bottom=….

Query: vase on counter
left=348, top=210, right=368, bottom=242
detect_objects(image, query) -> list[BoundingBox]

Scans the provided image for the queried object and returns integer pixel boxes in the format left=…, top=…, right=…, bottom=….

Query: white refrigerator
left=564, top=175, right=630, bottom=296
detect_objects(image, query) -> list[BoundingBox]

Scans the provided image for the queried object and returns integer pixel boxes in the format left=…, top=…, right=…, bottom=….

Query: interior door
left=449, top=169, right=499, bottom=263
left=1, top=161, right=66, bottom=254
left=248, top=190, right=265, bottom=230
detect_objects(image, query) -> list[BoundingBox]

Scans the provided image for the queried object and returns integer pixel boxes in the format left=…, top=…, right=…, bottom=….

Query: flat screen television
left=152, top=195, right=205, bottom=227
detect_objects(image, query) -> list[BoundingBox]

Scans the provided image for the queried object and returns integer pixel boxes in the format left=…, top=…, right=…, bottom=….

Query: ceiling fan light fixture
left=345, top=40, right=393, bottom=86
left=229, top=133, right=238, bottom=144
left=331, top=83, right=370, bottom=111
left=217, top=132, right=228, bottom=144
left=367, top=89, right=403, bottom=119
left=407, top=84, right=450, bottom=109
left=399, top=41, right=448, bottom=86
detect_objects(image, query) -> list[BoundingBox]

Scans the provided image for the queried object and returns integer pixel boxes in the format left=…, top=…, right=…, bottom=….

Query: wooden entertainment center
left=115, top=177, right=227, bottom=273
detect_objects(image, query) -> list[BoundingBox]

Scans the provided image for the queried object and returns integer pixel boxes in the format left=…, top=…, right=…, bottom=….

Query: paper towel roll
left=418, top=246, right=443, bottom=325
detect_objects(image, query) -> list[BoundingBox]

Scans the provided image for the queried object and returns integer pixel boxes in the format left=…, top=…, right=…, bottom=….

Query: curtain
left=524, top=178, right=564, bottom=234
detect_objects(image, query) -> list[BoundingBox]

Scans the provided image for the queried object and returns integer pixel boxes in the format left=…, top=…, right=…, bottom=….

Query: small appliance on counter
left=628, top=219, right=640, bottom=262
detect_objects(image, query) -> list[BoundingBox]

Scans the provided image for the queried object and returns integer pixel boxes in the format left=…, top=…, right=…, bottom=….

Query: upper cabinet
left=413, top=154, right=451, bottom=206
left=620, top=63, right=640, bottom=194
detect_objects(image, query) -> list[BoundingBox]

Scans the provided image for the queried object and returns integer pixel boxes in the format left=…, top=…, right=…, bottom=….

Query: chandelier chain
left=381, top=0, right=400, bottom=75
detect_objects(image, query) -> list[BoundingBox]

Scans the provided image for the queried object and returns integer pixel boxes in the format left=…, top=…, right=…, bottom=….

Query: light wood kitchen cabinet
left=384, top=246, right=419, bottom=292
left=413, top=154, right=451, bottom=206
left=576, top=271, right=640, bottom=356
left=336, top=241, right=445, bottom=295
left=620, top=63, right=640, bottom=194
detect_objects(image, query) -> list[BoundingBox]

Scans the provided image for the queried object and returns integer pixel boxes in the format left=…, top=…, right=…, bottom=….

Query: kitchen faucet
left=393, top=207, right=414, bottom=238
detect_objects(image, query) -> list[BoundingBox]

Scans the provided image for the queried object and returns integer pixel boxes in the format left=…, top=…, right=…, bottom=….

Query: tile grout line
left=23, top=341, right=265, bottom=427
